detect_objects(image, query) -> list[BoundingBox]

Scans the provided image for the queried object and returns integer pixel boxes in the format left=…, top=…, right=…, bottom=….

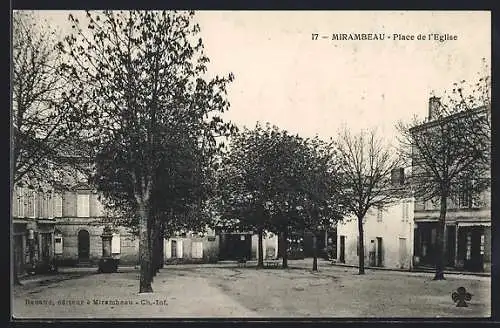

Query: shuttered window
left=54, top=193, right=63, bottom=217
left=77, top=194, right=90, bottom=217
left=191, top=241, right=203, bottom=259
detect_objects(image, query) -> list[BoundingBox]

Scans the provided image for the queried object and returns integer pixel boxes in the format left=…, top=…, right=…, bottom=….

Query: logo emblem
left=452, top=287, right=472, bottom=307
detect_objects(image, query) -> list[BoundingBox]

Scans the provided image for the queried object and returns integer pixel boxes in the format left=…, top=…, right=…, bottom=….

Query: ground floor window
left=191, top=241, right=203, bottom=259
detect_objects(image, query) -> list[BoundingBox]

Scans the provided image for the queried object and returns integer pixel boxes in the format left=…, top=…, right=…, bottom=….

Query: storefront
left=456, top=222, right=490, bottom=272
left=413, top=220, right=490, bottom=272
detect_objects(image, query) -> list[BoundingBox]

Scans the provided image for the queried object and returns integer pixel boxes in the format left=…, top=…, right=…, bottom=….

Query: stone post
left=98, top=226, right=117, bottom=273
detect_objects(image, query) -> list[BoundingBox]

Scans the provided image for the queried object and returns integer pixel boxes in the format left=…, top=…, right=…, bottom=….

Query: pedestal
left=98, top=226, right=119, bottom=273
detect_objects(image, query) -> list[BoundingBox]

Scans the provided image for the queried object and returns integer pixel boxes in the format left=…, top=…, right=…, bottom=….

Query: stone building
left=411, top=98, right=491, bottom=273
left=336, top=196, right=415, bottom=270
left=12, top=185, right=59, bottom=276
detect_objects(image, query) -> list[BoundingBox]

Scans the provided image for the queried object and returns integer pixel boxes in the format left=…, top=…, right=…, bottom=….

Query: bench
left=264, top=260, right=281, bottom=268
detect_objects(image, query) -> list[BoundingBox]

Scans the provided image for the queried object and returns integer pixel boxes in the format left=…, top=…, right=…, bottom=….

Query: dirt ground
left=12, top=260, right=491, bottom=318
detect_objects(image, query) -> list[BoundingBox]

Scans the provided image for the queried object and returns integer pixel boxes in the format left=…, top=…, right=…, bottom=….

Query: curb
left=18, top=272, right=97, bottom=288
left=330, top=263, right=491, bottom=277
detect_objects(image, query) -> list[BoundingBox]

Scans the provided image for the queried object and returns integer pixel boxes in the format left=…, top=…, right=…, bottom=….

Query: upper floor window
left=25, top=189, right=36, bottom=218
left=53, top=193, right=63, bottom=217
left=402, top=200, right=410, bottom=222
left=457, top=179, right=480, bottom=209
left=15, top=187, right=24, bottom=217
left=77, top=194, right=90, bottom=217
left=376, top=208, right=383, bottom=222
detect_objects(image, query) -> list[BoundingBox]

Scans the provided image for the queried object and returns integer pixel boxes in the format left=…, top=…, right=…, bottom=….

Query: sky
left=33, top=10, right=491, bottom=143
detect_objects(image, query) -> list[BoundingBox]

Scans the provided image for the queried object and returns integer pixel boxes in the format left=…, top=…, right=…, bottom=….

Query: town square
left=11, top=10, right=491, bottom=319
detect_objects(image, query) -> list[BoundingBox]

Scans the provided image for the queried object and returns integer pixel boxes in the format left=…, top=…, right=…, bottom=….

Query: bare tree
left=335, top=128, right=403, bottom=274
left=12, top=11, right=81, bottom=189
left=397, top=65, right=490, bottom=280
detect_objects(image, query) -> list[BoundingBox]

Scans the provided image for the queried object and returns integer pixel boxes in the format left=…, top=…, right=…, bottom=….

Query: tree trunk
left=155, top=222, right=163, bottom=273
left=150, top=218, right=162, bottom=278
left=138, top=201, right=153, bottom=293
left=434, top=194, right=448, bottom=280
left=312, top=232, right=318, bottom=272
left=147, top=217, right=155, bottom=283
left=159, top=221, right=165, bottom=270
left=257, top=227, right=264, bottom=268
left=282, top=228, right=288, bottom=269
left=357, top=216, right=365, bottom=275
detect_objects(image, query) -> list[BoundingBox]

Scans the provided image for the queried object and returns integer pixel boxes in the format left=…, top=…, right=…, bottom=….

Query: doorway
left=446, top=225, right=456, bottom=267
left=78, top=230, right=90, bottom=262
left=398, top=237, right=407, bottom=269
left=171, top=240, right=177, bottom=258
left=339, top=236, right=345, bottom=263
left=376, top=237, right=383, bottom=267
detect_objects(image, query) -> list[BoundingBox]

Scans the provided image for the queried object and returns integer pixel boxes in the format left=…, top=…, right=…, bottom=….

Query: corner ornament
left=452, top=287, right=472, bottom=307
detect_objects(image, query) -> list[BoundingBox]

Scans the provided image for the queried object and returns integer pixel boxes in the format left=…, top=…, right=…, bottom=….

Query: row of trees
left=12, top=10, right=490, bottom=291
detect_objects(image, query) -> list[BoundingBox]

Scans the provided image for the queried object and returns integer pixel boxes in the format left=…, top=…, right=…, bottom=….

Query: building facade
left=336, top=197, right=415, bottom=270
left=53, top=182, right=140, bottom=266
left=411, top=98, right=491, bottom=273
left=12, top=185, right=59, bottom=276
left=412, top=190, right=491, bottom=272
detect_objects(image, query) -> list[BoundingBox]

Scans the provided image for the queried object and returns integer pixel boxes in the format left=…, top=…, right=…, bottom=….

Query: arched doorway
left=78, top=230, right=90, bottom=262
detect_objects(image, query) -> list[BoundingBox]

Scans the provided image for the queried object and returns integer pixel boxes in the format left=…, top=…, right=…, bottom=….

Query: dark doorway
left=446, top=225, right=456, bottom=267
left=40, top=233, right=52, bottom=262
left=78, top=230, right=90, bottom=262
left=13, top=234, right=23, bottom=276
left=339, top=236, right=345, bottom=263
left=464, top=228, right=484, bottom=272
left=376, top=237, right=383, bottom=267
left=171, top=240, right=177, bottom=258
left=219, top=233, right=252, bottom=261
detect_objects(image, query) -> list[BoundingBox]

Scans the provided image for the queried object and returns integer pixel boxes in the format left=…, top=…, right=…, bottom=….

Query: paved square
left=13, top=261, right=490, bottom=318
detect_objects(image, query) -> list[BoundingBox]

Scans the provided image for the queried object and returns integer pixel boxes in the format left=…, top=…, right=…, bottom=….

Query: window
left=77, top=194, right=90, bottom=217
left=402, top=201, right=409, bottom=222
left=377, top=208, right=383, bottom=222
left=111, top=233, right=121, bottom=254
left=55, top=236, right=63, bottom=255
left=458, top=179, right=480, bottom=209
left=191, top=241, right=203, bottom=259
left=54, top=193, right=63, bottom=217
left=16, top=187, right=24, bottom=217
left=23, top=189, right=36, bottom=218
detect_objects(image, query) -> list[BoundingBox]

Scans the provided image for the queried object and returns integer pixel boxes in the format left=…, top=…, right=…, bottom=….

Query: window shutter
left=191, top=242, right=203, bottom=259
left=54, top=193, right=63, bottom=217
left=111, top=233, right=121, bottom=254
left=77, top=194, right=90, bottom=217
left=177, top=240, right=183, bottom=258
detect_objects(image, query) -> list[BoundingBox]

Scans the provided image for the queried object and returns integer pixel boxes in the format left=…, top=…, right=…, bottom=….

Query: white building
left=336, top=197, right=415, bottom=270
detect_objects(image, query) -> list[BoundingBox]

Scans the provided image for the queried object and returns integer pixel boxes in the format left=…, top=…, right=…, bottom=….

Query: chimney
left=391, top=168, right=405, bottom=186
left=428, top=96, right=441, bottom=121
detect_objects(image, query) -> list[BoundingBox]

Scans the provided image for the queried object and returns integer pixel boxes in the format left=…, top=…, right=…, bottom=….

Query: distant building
left=337, top=195, right=415, bottom=270
left=411, top=98, right=491, bottom=273
left=164, top=229, right=219, bottom=263
left=12, top=184, right=59, bottom=276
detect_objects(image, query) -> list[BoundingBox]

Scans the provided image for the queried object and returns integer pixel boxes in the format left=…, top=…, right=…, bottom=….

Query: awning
left=37, top=219, right=57, bottom=224
left=12, top=219, right=30, bottom=224
left=457, top=221, right=491, bottom=227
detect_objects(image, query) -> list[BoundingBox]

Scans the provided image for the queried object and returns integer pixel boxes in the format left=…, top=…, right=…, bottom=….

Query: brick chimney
left=428, top=96, right=441, bottom=120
